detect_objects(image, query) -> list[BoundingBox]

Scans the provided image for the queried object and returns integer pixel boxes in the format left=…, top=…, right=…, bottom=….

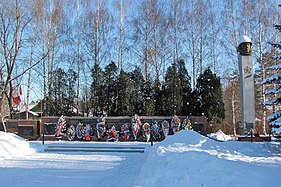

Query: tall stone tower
left=237, top=36, right=255, bottom=134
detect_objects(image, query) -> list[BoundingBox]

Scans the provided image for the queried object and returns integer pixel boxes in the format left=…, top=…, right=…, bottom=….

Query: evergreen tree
left=261, top=23, right=281, bottom=132
left=162, top=60, right=192, bottom=115
left=65, top=69, right=77, bottom=115
left=261, top=64, right=281, bottom=131
left=163, top=63, right=179, bottom=115
left=47, top=68, right=78, bottom=116
left=116, top=70, right=131, bottom=116
left=255, top=52, right=275, bottom=134
left=195, top=67, right=225, bottom=122
left=104, top=61, right=118, bottom=115
left=178, top=59, right=192, bottom=115
left=142, top=79, right=154, bottom=115
left=80, top=86, right=91, bottom=117
left=153, top=79, right=164, bottom=115
left=91, top=63, right=104, bottom=116
left=188, top=89, right=202, bottom=116
left=50, top=68, right=67, bottom=116
left=129, top=67, right=144, bottom=115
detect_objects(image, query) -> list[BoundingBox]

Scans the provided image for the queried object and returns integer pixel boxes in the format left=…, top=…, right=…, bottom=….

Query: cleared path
left=0, top=141, right=150, bottom=187
left=45, top=144, right=146, bottom=153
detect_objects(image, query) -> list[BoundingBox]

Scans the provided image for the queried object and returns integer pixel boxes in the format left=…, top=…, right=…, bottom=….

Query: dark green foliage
left=44, top=60, right=225, bottom=118
left=178, top=60, right=192, bottom=115
left=153, top=79, right=164, bottom=115
left=162, top=60, right=193, bottom=115
left=194, top=67, right=225, bottom=122
left=50, top=68, right=67, bottom=116
left=163, top=63, right=180, bottom=115
left=80, top=86, right=91, bottom=117
left=116, top=70, right=131, bottom=116
left=91, top=63, right=104, bottom=115
left=47, top=68, right=77, bottom=116
left=129, top=67, right=145, bottom=115
left=65, top=69, right=78, bottom=115
left=104, top=61, right=118, bottom=116
left=143, top=79, right=154, bottom=115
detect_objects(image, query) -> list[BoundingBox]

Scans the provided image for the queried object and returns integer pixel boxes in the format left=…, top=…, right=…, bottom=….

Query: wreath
left=66, top=125, right=76, bottom=141
left=76, top=123, right=84, bottom=140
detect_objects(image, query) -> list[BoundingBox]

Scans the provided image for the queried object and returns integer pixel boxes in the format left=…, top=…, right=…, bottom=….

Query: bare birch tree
left=0, top=0, right=48, bottom=118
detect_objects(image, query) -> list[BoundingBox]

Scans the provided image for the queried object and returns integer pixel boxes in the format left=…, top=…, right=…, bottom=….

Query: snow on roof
left=28, top=110, right=39, bottom=116
left=19, top=102, right=38, bottom=113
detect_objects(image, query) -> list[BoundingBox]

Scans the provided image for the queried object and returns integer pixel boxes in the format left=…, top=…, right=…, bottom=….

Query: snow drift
left=1, top=130, right=281, bottom=187
left=135, top=130, right=281, bottom=187
left=0, top=131, right=36, bottom=160
left=207, top=129, right=233, bottom=141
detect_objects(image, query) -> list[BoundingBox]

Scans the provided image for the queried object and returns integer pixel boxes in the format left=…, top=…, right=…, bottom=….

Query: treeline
left=0, top=0, right=278, bottom=135
left=47, top=59, right=225, bottom=123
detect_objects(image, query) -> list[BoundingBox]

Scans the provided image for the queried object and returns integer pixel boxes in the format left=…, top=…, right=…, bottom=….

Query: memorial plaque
left=44, top=123, right=57, bottom=135
left=18, top=126, right=34, bottom=136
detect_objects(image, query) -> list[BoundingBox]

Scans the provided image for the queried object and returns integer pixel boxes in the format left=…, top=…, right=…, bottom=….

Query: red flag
left=19, top=86, right=22, bottom=95
left=12, top=96, right=20, bottom=105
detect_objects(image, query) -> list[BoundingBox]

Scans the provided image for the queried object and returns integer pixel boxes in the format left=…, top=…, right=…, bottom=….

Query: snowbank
left=207, top=129, right=233, bottom=141
left=135, top=130, right=281, bottom=187
left=0, top=131, right=36, bottom=160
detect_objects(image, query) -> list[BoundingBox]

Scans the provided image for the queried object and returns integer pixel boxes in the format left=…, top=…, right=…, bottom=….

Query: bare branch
left=8, top=51, right=49, bottom=83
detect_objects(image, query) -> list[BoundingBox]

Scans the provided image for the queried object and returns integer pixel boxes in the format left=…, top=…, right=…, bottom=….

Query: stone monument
left=237, top=36, right=255, bottom=134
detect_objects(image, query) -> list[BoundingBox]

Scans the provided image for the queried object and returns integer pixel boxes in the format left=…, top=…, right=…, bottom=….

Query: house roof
left=18, top=101, right=40, bottom=116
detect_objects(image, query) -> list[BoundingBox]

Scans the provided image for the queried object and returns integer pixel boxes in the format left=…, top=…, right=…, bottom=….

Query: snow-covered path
left=0, top=142, right=150, bottom=187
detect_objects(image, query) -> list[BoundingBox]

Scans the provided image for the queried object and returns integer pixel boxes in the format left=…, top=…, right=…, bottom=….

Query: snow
left=265, top=87, right=281, bottom=95
left=267, top=63, right=281, bottom=70
left=0, top=131, right=37, bottom=160
left=268, top=109, right=281, bottom=121
left=207, top=129, right=233, bottom=141
left=1, top=130, right=281, bottom=187
left=263, top=98, right=279, bottom=106
left=260, top=73, right=281, bottom=84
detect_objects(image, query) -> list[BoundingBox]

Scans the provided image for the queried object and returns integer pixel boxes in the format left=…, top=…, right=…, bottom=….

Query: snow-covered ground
left=1, top=130, right=281, bottom=187
left=207, top=129, right=233, bottom=141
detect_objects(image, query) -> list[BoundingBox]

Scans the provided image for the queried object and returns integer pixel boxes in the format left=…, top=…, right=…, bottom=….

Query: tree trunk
left=26, top=22, right=36, bottom=120
left=191, top=1, right=196, bottom=89
left=173, top=0, right=178, bottom=65
left=258, top=0, right=266, bottom=135
left=118, top=0, right=123, bottom=71
left=231, top=79, right=236, bottom=136
left=77, top=24, right=81, bottom=115
left=94, top=0, right=100, bottom=66
left=144, top=4, right=149, bottom=82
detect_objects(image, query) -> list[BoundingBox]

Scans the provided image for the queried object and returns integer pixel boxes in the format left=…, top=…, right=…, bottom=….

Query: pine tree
left=116, top=70, right=131, bottom=116
left=261, top=22, right=281, bottom=132
left=178, top=59, right=192, bottom=115
left=195, top=67, right=225, bottom=122
left=104, top=61, right=118, bottom=116
left=153, top=79, right=164, bottom=116
left=50, top=68, right=67, bottom=116
left=91, top=63, right=104, bottom=116
left=65, top=69, right=77, bottom=115
left=163, top=63, right=181, bottom=115
left=142, top=79, right=154, bottom=115
left=129, top=67, right=144, bottom=115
